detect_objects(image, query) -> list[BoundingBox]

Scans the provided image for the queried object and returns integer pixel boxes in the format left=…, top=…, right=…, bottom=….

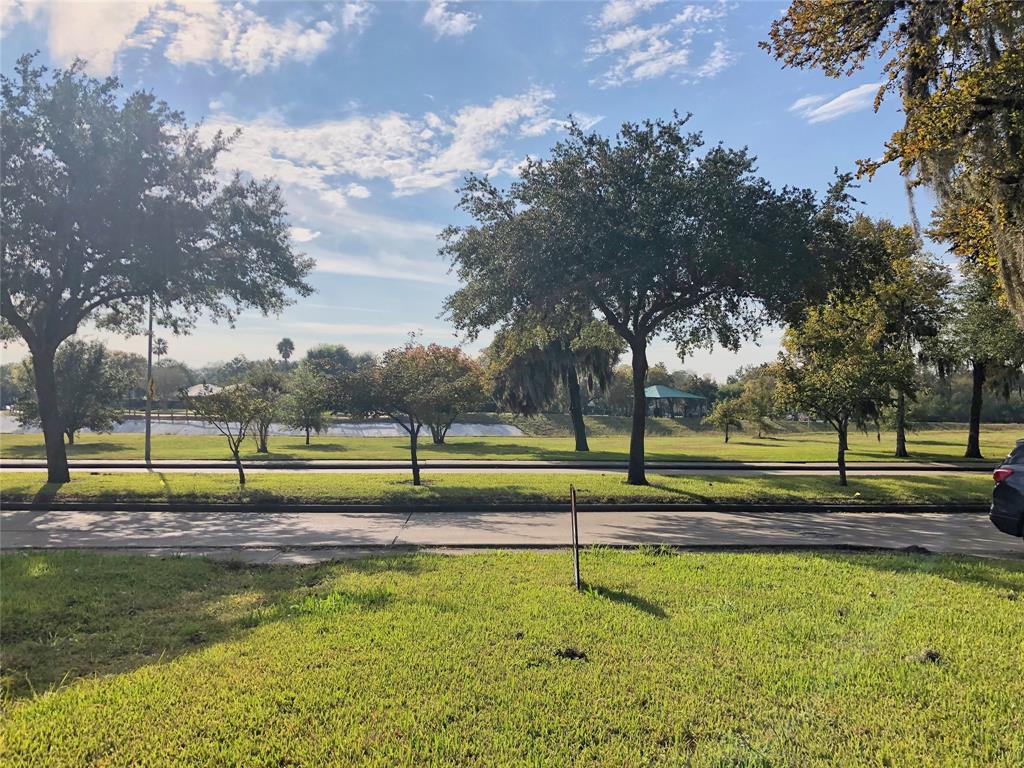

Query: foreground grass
left=0, top=470, right=992, bottom=505
left=1, top=425, right=1020, bottom=463
left=2, top=551, right=1022, bottom=766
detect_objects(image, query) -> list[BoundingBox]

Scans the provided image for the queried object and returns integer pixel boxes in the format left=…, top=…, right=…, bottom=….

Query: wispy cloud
left=586, top=1, right=732, bottom=88
left=290, top=227, right=321, bottom=243
left=312, top=252, right=456, bottom=285
left=289, top=320, right=454, bottom=337
left=340, top=0, right=374, bottom=35
left=423, top=0, right=478, bottom=39
left=596, top=0, right=666, bottom=28
left=694, top=39, right=735, bottom=78
left=205, top=86, right=562, bottom=197
left=789, top=83, right=881, bottom=124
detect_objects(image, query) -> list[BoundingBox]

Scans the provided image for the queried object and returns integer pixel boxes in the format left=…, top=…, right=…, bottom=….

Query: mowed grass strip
left=0, top=470, right=993, bottom=505
left=1, top=551, right=1022, bottom=766
left=1, top=425, right=1020, bottom=462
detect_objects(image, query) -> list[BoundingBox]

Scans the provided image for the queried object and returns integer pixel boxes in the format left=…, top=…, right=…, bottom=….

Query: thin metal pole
left=144, top=297, right=154, bottom=464
left=570, top=484, right=581, bottom=591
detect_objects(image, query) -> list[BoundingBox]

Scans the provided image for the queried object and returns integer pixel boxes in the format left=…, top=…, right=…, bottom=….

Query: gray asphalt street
left=0, top=458, right=995, bottom=475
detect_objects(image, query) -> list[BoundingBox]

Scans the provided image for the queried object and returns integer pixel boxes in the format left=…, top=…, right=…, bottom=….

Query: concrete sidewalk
left=2, top=508, right=1019, bottom=561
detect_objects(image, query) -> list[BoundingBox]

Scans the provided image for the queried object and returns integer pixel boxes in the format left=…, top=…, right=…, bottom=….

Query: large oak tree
left=443, top=116, right=825, bottom=484
left=1, top=55, right=313, bottom=482
left=764, top=1, right=1024, bottom=322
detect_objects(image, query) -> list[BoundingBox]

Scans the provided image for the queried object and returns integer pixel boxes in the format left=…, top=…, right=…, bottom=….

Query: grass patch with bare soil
left=1, top=550, right=1022, bottom=766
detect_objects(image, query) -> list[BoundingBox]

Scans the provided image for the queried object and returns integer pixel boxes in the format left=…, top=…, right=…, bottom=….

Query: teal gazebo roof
left=644, top=385, right=706, bottom=400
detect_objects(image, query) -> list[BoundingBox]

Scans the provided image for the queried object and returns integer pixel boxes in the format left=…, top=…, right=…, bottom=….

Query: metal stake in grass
left=570, top=484, right=581, bottom=591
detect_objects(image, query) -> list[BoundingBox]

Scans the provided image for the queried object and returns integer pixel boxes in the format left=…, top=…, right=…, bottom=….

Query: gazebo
left=644, top=385, right=707, bottom=418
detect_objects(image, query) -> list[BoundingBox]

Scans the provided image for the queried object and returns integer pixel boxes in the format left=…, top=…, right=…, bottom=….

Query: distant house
left=644, top=385, right=707, bottom=418
left=183, top=383, right=222, bottom=398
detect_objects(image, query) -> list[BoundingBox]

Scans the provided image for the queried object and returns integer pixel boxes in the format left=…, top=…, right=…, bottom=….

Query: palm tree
left=277, top=337, right=295, bottom=363
left=153, top=337, right=168, bottom=362
left=488, top=320, right=621, bottom=452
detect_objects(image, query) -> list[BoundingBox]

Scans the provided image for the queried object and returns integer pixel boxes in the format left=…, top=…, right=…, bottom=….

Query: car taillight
left=993, top=467, right=1014, bottom=484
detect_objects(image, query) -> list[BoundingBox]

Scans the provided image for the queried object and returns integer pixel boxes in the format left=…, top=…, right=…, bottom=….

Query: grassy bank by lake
left=1, top=424, right=1019, bottom=463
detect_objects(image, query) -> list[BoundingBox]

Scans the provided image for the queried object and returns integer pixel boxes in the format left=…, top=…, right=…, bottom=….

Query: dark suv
left=991, top=439, right=1024, bottom=538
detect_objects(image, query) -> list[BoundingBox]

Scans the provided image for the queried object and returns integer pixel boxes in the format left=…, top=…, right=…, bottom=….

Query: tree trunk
left=257, top=423, right=269, bottom=453
left=409, top=424, right=421, bottom=486
left=429, top=423, right=446, bottom=445
left=566, top=366, right=589, bottom=452
left=627, top=339, right=648, bottom=485
left=895, top=389, right=909, bottom=458
left=837, top=424, right=848, bottom=487
left=965, top=360, right=985, bottom=459
left=144, top=297, right=154, bottom=464
left=724, top=425, right=730, bottom=444
left=839, top=430, right=848, bottom=452
left=305, top=426, right=311, bottom=445
left=233, top=450, right=246, bottom=486
left=65, top=430, right=75, bottom=445
left=31, top=346, right=70, bottom=484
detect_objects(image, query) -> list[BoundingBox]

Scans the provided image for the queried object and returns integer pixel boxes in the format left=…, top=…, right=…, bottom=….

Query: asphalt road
left=0, top=458, right=996, bottom=475
left=2, top=508, right=1019, bottom=560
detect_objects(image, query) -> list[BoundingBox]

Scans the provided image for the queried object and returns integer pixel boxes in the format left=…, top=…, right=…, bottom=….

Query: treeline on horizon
left=5, top=342, right=1024, bottom=426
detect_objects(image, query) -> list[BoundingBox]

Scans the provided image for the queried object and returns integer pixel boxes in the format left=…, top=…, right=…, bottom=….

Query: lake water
left=0, top=412, right=523, bottom=438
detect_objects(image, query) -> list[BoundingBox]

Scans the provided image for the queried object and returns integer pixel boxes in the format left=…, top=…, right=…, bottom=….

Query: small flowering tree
left=348, top=343, right=484, bottom=485
left=180, top=384, right=264, bottom=485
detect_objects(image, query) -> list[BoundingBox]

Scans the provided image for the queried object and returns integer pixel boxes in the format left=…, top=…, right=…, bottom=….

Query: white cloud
left=694, top=39, right=734, bottom=78
left=145, top=3, right=338, bottom=75
left=340, top=0, right=374, bottom=34
left=597, top=0, right=665, bottom=28
left=788, top=94, right=828, bottom=113
left=313, top=252, right=456, bottom=285
left=789, top=83, right=882, bottom=124
left=206, top=86, right=560, bottom=197
left=290, top=227, right=321, bottom=243
left=587, top=1, right=732, bottom=87
left=423, top=0, right=478, bottom=39
left=201, top=100, right=510, bottom=286
left=39, top=1, right=163, bottom=74
left=286, top=319, right=450, bottom=337
left=1, top=0, right=46, bottom=32
left=345, top=183, right=372, bottom=199
left=198, top=88, right=585, bottom=285
left=3, top=0, right=347, bottom=75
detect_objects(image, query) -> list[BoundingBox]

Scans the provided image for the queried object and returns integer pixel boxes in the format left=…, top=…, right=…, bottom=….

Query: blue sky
left=1, top=0, right=928, bottom=379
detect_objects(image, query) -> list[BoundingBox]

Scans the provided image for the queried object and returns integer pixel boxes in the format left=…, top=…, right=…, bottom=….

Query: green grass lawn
left=0, top=470, right=992, bottom=505
left=1, top=424, right=1020, bottom=463
left=1, top=551, right=1021, bottom=766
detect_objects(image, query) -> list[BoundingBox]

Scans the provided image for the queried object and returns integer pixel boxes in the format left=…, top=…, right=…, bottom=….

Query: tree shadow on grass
left=585, top=584, right=668, bottom=618
left=2, top=441, right=135, bottom=459
left=813, top=551, right=1024, bottom=594
left=644, top=480, right=714, bottom=503
left=0, top=552, right=421, bottom=701
left=30, top=481, right=67, bottom=505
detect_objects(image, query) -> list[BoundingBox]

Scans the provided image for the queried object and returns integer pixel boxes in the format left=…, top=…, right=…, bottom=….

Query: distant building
left=644, top=385, right=707, bottom=418
left=182, top=383, right=222, bottom=398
